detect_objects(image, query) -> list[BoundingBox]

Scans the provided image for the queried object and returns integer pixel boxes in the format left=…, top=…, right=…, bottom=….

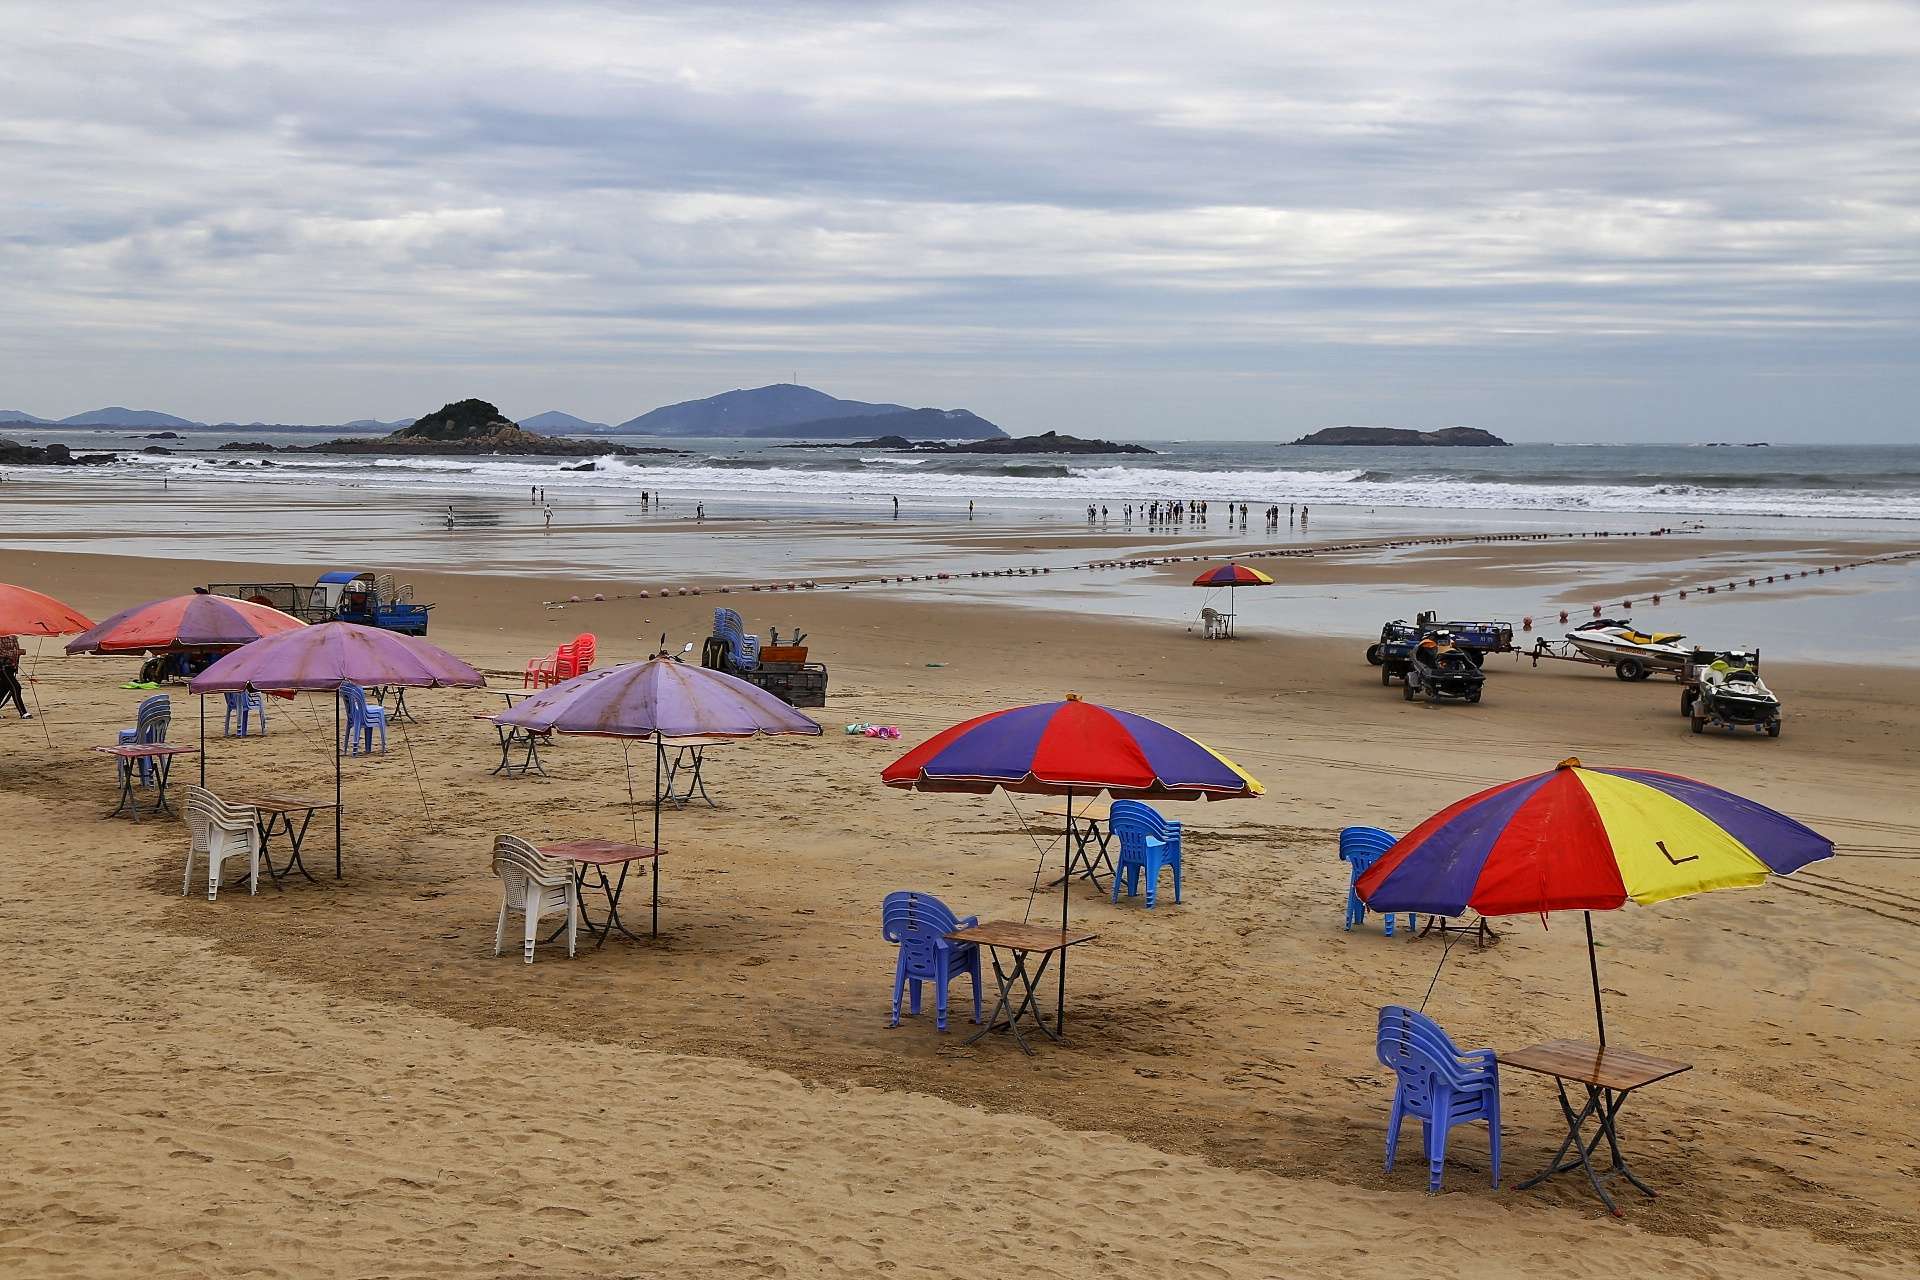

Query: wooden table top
left=94, top=743, right=198, bottom=759
left=946, top=920, right=1098, bottom=953
left=541, top=839, right=664, bottom=866
left=1499, top=1040, right=1693, bottom=1091
left=233, top=793, right=337, bottom=815
left=1036, top=805, right=1106, bottom=823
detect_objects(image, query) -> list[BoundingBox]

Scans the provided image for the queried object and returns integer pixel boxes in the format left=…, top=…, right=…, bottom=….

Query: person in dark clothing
left=0, top=635, right=29, bottom=718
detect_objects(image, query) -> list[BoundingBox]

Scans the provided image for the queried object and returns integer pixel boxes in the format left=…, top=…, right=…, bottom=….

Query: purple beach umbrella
left=190, top=622, right=487, bottom=877
left=497, top=655, right=821, bottom=935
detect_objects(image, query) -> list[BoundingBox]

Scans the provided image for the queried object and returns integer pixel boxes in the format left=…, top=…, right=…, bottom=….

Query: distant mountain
left=518, top=410, right=610, bottom=433
left=612, top=383, right=909, bottom=436
left=775, top=407, right=1009, bottom=441
left=0, top=409, right=54, bottom=424
left=609, top=384, right=1005, bottom=440
left=341, top=418, right=416, bottom=431
left=57, top=406, right=204, bottom=428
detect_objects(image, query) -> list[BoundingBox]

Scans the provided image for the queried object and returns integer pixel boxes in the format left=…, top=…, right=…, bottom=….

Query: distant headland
left=1287, top=426, right=1509, bottom=447
left=781, top=431, right=1153, bottom=456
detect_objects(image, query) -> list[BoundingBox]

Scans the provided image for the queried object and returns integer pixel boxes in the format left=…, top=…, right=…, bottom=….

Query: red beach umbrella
left=0, top=583, right=95, bottom=637
left=65, top=593, right=304, bottom=655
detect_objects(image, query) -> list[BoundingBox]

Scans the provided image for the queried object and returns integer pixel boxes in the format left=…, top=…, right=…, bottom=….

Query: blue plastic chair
left=1376, top=1005, right=1501, bottom=1192
left=223, top=690, right=267, bottom=737
left=338, top=683, right=387, bottom=755
left=1340, top=826, right=1416, bottom=935
left=1110, top=799, right=1182, bottom=908
left=712, top=608, right=760, bottom=671
left=117, top=694, right=172, bottom=784
left=881, top=890, right=982, bottom=1031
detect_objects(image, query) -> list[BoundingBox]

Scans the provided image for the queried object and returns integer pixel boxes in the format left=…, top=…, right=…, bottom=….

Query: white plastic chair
left=184, top=786, right=262, bottom=901
left=492, top=834, right=578, bottom=964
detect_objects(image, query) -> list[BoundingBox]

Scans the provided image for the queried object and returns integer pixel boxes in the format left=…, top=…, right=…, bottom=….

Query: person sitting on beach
left=0, top=635, right=30, bottom=719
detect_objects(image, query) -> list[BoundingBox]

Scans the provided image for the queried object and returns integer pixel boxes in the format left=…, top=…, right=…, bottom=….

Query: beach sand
left=3, top=538, right=1917, bottom=1278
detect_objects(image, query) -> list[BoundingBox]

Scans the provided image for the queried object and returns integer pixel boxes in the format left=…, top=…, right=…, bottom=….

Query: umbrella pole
left=199, top=694, right=206, bottom=787
left=334, top=690, right=343, bottom=880
left=1058, top=787, right=1071, bottom=1036
left=1585, top=910, right=1607, bottom=1049
left=652, top=730, right=662, bottom=938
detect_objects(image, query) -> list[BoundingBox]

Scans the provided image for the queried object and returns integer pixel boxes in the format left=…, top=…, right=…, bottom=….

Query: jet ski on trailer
left=1562, top=619, right=1692, bottom=681
left=1683, top=650, right=1782, bottom=738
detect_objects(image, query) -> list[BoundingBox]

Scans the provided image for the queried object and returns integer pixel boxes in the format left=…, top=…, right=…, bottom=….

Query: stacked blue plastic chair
left=1109, top=799, right=1183, bottom=908
left=712, top=608, right=761, bottom=672
left=117, top=694, right=172, bottom=784
left=1340, top=826, right=1415, bottom=936
left=223, top=690, right=267, bottom=737
left=1376, top=1005, right=1501, bottom=1192
left=881, top=890, right=982, bottom=1031
left=338, top=683, right=388, bottom=755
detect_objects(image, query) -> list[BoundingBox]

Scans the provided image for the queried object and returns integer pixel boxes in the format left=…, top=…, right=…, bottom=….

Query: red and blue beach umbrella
left=881, top=694, right=1262, bottom=799
left=1358, top=758, right=1832, bottom=1043
left=885, top=694, right=1261, bottom=1034
left=66, top=593, right=304, bottom=655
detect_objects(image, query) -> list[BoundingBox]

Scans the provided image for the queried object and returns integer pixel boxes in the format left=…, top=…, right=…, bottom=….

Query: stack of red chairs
left=523, top=633, right=597, bottom=688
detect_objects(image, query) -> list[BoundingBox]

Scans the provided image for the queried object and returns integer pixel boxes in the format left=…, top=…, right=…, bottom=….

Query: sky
left=2, top=1, right=1916, bottom=442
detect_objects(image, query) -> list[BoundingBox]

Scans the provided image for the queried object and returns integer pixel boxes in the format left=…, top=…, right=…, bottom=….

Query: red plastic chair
left=564, top=633, right=596, bottom=679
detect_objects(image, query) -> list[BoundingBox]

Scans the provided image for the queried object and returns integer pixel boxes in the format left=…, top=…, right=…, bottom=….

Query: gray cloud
left=0, top=0, right=1914, bottom=439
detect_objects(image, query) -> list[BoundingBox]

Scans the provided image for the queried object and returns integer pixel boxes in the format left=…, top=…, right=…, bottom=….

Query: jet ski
left=1685, top=651, right=1781, bottom=737
left=1565, top=619, right=1692, bottom=680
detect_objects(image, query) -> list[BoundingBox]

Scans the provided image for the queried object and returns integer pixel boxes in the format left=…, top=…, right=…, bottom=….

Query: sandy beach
left=4, top=532, right=1918, bottom=1279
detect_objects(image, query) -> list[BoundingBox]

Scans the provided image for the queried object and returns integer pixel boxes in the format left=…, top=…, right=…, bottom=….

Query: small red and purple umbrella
left=66, top=593, right=304, bottom=655
left=191, top=622, right=486, bottom=877
left=1190, top=561, right=1273, bottom=623
left=0, top=583, right=95, bottom=637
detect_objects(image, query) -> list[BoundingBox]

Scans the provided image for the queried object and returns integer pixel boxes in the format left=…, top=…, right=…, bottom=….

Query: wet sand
left=2, top=541, right=1918, bottom=1278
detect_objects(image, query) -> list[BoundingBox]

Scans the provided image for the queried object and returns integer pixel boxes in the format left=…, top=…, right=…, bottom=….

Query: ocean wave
left=43, top=449, right=1920, bottom=520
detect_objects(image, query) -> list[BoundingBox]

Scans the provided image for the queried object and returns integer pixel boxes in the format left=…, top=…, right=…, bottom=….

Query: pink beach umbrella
left=497, top=654, right=820, bottom=934
left=190, top=622, right=486, bottom=876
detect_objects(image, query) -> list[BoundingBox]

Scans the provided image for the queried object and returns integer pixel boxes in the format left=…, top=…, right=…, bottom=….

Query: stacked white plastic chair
left=183, top=786, right=263, bottom=901
left=492, top=834, right=578, bottom=964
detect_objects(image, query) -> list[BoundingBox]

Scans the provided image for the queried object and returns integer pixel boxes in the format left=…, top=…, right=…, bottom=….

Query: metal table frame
left=235, top=796, right=336, bottom=888
left=1042, top=809, right=1113, bottom=891
left=98, top=744, right=196, bottom=821
left=1501, top=1040, right=1692, bottom=1216
left=540, top=840, right=666, bottom=946
left=661, top=743, right=718, bottom=809
left=947, top=923, right=1098, bottom=1056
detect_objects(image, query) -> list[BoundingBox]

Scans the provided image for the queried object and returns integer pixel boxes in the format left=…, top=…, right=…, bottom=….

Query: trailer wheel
left=1403, top=678, right=1415, bottom=702
left=1690, top=714, right=1706, bottom=734
left=1366, top=644, right=1384, bottom=666
left=1767, top=718, right=1781, bottom=738
left=1466, top=689, right=1481, bottom=704
left=1381, top=664, right=1392, bottom=686
left=1616, top=657, right=1647, bottom=682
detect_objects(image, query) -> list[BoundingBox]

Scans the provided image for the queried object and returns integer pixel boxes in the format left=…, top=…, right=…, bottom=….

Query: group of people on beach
left=1084, top=500, right=1308, bottom=529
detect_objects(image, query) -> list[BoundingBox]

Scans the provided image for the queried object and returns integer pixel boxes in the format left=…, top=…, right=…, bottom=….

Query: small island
left=1287, top=426, right=1509, bottom=447
left=240, top=399, right=684, bottom=457
left=0, top=438, right=116, bottom=466
left=781, top=430, right=1153, bottom=456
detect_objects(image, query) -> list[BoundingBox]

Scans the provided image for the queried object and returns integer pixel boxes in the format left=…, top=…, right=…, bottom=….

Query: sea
left=8, top=429, right=1920, bottom=524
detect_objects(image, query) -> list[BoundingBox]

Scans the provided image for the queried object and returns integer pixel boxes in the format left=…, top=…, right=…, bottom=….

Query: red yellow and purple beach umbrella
left=0, top=583, right=95, bottom=637
left=1191, top=561, right=1273, bottom=624
left=1357, top=757, right=1832, bottom=1044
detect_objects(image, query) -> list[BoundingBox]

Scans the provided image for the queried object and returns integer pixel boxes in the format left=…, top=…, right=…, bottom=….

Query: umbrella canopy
left=0, top=583, right=95, bottom=637
left=497, top=656, right=821, bottom=739
left=498, top=655, right=819, bottom=938
left=1191, top=563, right=1274, bottom=588
left=1357, top=757, right=1832, bottom=1045
left=1356, top=758, right=1831, bottom=915
left=188, top=621, right=483, bottom=692
left=67, top=593, right=304, bottom=655
left=882, top=695, right=1262, bottom=798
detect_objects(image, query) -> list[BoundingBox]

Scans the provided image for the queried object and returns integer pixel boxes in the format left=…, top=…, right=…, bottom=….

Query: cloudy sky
left=3, top=1, right=1916, bottom=441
